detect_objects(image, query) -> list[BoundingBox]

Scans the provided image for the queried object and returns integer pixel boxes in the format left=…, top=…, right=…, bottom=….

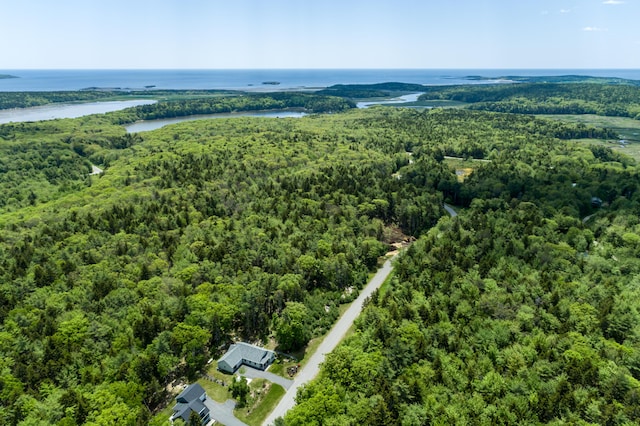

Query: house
left=171, top=383, right=211, bottom=425
left=217, top=342, right=276, bottom=374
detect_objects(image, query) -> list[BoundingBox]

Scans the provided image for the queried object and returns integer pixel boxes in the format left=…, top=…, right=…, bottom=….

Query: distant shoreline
left=1, top=69, right=639, bottom=92
left=0, top=74, right=18, bottom=79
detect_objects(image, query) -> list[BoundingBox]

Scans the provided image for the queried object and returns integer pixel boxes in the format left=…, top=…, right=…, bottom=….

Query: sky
left=0, top=0, right=638, bottom=69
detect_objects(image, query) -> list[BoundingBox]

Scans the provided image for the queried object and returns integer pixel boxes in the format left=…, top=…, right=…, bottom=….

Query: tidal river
left=124, top=110, right=306, bottom=133
left=0, top=100, right=156, bottom=124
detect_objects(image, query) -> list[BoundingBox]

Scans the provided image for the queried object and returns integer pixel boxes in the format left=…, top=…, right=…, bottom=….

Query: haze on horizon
left=1, top=0, right=639, bottom=70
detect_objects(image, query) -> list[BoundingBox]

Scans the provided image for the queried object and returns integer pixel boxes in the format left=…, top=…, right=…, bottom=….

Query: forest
left=283, top=110, right=640, bottom=424
left=0, top=89, right=353, bottom=113
left=418, top=83, right=640, bottom=119
left=0, top=93, right=353, bottom=213
left=1, top=88, right=639, bottom=425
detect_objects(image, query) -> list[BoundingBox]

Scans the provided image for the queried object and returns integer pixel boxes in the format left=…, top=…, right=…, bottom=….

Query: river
left=125, top=94, right=424, bottom=133
left=0, top=100, right=156, bottom=124
left=124, top=110, right=306, bottom=133
left=356, top=92, right=423, bottom=108
left=0, top=93, right=419, bottom=130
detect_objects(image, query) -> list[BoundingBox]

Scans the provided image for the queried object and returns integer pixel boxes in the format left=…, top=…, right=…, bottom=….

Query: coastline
left=2, top=69, right=639, bottom=92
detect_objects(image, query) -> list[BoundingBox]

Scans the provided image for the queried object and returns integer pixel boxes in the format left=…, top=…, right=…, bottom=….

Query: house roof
left=172, top=400, right=209, bottom=423
left=219, top=342, right=275, bottom=368
left=176, top=383, right=206, bottom=404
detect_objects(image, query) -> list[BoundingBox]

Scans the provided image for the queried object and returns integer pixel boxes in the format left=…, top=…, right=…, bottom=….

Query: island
left=0, top=74, right=18, bottom=79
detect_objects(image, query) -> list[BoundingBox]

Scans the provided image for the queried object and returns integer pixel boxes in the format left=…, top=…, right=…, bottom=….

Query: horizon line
left=2, top=67, right=640, bottom=71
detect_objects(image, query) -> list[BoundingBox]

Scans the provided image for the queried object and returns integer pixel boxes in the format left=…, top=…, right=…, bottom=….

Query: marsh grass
left=538, top=114, right=640, bottom=161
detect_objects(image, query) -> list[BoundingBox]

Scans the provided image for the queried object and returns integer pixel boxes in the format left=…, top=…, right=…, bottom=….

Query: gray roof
left=172, top=399, right=209, bottom=423
left=219, top=342, right=274, bottom=367
left=176, top=383, right=206, bottom=404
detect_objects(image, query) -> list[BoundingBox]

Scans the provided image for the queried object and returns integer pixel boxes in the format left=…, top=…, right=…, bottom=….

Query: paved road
left=204, top=398, right=246, bottom=426
left=443, top=203, right=458, bottom=217
left=262, top=258, right=395, bottom=425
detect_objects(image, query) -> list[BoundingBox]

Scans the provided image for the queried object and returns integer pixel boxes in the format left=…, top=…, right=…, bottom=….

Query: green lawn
left=235, top=380, right=286, bottom=426
left=268, top=357, right=299, bottom=379
left=197, top=377, right=231, bottom=403
left=206, top=361, right=235, bottom=382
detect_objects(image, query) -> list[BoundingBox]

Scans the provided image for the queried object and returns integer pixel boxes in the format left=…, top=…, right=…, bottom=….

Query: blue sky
left=1, top=0, right=638, bottom=69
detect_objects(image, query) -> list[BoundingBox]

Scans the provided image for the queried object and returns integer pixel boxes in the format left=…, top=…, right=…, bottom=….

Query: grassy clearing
left=443, top=157, right=489, bottom=182
left=538, top=114, right=640, bottom=161
left=268, top=357, right=299, bottom=379
left=205, top=361, right=234, bottom=382
left=197, top=377, right=230, bottom=403
left=537, top=114, right=640, bottom=141
left=235, top=381, right=286, bottom=426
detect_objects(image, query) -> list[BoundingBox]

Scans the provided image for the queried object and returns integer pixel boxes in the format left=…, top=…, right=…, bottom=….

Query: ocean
left=1, top=69, right=640, bottom=92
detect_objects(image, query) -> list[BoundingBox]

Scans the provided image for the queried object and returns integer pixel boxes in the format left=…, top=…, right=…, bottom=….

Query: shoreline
left=3, top=69, right=639, bottom=92
left=0, top=99, right=156, bottom=125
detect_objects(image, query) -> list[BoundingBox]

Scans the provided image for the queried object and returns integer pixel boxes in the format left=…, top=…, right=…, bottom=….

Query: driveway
left=204, top=398, right=247, bottom=426
left=240, top=366, right=294, bottom=390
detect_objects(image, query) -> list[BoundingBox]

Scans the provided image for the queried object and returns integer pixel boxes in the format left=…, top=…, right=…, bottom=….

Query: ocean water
left=1, top=69, right=640, bottom=92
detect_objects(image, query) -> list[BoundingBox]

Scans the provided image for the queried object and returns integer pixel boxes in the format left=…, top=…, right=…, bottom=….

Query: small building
left=171, top=383, right=211, bottom=425
left=218, top=342, right=276, bottom=374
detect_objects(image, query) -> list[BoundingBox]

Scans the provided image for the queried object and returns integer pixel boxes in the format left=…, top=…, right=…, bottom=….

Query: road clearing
left=262, top=258, right=395, bottom=425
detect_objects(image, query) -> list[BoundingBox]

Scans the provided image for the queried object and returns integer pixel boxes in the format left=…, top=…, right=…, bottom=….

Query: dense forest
left=0, top=89, right=353, bottom=113
left=418, top=83, right=640, bottom=119
left=0, top=105, right=447, bottom=424
left=1, top=89, right=639, bottom=425
left=0, top=93, right=353, bottom=213
left=106, top=92, right=354, bottom=124
left=317, top=83, right=429, bottom=99
left=286, top=195, right=640, bottom=424
left=283, top=110, right=640, bottom=425
left=0, top=92, right=121, bottom=110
